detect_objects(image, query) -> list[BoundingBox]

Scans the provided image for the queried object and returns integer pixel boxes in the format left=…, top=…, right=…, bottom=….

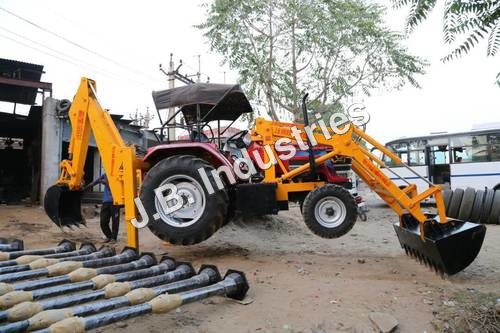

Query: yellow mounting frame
left=251, top=117, right=448, bottom=238
left=57, top=78, right=139, bottom=248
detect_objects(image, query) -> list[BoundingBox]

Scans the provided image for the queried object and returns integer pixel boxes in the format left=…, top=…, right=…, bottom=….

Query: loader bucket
left=44, top=184, right=85, bottom=228
left=394, top=213, right=486, bottom=275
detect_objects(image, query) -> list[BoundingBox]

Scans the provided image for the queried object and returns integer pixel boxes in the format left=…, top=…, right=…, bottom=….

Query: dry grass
left=433, top=290, right=500, bottom=333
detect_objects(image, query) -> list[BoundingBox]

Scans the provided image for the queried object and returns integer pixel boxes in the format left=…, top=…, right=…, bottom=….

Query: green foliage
left=198, top=0, right=427, bottom=121
left=394, top=0, right=500, bottom=84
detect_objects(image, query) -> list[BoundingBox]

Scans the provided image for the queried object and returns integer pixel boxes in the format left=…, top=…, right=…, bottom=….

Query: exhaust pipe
left=6, top=266, right=219, bottom=331
left=0, top=240, right=75, bottom=264
left=41, top=270, right=249, bottom=333
left=0, top=240, right=23, bottom=253
left=0, top=242, right=87, bottom=269
left=0, top=257, right=177, bottom=323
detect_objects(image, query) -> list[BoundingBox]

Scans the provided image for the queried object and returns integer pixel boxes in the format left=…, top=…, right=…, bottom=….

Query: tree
left=129, top=107, right=155, bottom=128
left=394, top=0, right=500, bottom=83
left=198, top=0, right=427, bottom=120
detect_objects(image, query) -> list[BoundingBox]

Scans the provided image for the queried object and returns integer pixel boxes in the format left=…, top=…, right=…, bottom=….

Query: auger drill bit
left=0, top=257, right=177, bottom=323
left=4, top=265, right=219, bottom=331
left=38, top=270, right=249, bottom=333
left=0, top=248, right=136, bottom=297
left=0, top=241, right=76, bottom=264
left=0, top=244, right=97, bottom=275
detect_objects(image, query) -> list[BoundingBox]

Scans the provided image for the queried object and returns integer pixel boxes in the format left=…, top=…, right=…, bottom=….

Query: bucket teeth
left=402, top=246, right=446, bottom=276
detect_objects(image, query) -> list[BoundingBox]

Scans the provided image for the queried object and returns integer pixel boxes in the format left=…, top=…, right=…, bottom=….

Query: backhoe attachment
left=43, top=78, right=139, bottom=248
left=44, top=184, right=84, bottom=228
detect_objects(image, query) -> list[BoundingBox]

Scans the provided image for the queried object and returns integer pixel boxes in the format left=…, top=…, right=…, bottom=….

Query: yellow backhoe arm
left=253, top=117, right=449, bottom=236
left=48, top=78, right=139, bottom=248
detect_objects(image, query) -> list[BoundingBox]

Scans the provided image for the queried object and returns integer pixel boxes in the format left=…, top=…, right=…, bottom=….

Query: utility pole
left=168, top=53, right=175, bottom=140
left=196, top=54, right=201, bottom=83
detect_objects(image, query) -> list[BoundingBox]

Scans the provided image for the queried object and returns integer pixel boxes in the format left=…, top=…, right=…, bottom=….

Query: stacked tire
left=443, top=187, right=500, bottom=224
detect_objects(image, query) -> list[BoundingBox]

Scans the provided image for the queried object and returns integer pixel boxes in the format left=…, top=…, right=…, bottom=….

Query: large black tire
left=447, top=188, right=464, bottom=218
left=442, top=189, right=453, bottom=211
left=302, top=184, right=357, bottom=238
left=458, top=187, right=476, bottom=221
left=470, top=190, right=484, bottom=223
left=140, top=155, right=228, bottom=245
left=487, top=190, right=500, bottom=224
left=480, top=188, right=495, bottom=224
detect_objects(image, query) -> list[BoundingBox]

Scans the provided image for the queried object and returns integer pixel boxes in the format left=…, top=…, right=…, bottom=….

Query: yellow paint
left=252, top=118, right=451, bottom=239
left=54, top=78, right=139, bottom=248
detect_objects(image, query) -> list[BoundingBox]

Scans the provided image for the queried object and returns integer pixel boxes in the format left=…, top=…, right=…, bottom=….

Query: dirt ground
left=0, top=185, right=498, bottom=333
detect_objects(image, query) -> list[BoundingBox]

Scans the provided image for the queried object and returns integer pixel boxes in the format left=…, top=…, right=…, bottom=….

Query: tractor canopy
left=152, top=83, right=253, bottom=124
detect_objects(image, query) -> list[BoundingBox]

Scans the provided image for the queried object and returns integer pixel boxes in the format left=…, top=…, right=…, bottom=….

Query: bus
left=381, top=125, right=500, bottom=193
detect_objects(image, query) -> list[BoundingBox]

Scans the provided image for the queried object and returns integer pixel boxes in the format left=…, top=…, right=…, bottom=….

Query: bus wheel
left=470, top=190, right=484, bottom=223
left=447, top=188, right=464, bottom=218
left=487, top=190, right=500, bottom=224
left=458, top=187, right=476, bottom=221
left=480, top=188, right=495, bottom=224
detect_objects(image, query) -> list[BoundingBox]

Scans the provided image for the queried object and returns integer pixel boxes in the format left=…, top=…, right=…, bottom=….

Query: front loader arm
left=253, top=117, right=449, bottom=230
left=252, top=117, right=485, bottom=275
left=47, top=78, right=139, bottom=247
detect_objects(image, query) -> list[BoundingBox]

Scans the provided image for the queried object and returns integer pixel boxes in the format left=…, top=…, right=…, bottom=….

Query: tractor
left=44, top=78, right=485, bottom=275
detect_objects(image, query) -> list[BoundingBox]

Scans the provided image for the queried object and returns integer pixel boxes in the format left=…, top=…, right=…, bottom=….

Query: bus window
left=491, top=145, right=500, bottom=161
left=409, top=150, right=425, bottom=165
left=430, top=145, right=449, bottom=164
left=452, top=147, right=472, bottom=163
left=471, top=146, right=489, bottom=162
left=400, top=152, right=408, bottom=164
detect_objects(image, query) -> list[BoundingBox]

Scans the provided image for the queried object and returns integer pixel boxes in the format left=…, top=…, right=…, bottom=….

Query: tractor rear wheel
left=302, top=184, right=357, bottom=238
left=140, top=155, right=228, bottom=245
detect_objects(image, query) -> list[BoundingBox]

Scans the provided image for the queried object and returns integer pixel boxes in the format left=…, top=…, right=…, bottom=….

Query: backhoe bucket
left=394, top=214, right=486, bottom=275
left=44, top=184, right=85, bottom=228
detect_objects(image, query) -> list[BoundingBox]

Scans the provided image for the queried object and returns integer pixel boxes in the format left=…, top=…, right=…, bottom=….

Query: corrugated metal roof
left=0, top=58, right=45, bottom=105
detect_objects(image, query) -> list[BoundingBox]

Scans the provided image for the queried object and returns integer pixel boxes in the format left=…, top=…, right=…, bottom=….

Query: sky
left=1, top=0, right=500, bottom=143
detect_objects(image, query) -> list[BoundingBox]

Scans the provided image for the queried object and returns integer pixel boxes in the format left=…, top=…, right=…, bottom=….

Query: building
left=0, top=58, right=155, bottom=204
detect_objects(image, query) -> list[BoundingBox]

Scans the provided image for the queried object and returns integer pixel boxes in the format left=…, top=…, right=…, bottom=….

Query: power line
left=0, top=25, right=154, bottom=88
left=0, top=5, right=158, bottom=82
left=0, top=32, right=152, bottom=91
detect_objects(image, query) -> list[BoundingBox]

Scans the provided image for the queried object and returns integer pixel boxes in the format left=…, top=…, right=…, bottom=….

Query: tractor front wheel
left=140, top=155, right=228, bottom=245
left=302, top=184, right=357, bottom=238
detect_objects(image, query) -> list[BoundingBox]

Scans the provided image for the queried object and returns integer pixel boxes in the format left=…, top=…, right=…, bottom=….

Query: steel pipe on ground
left=0, top=239, right=24, bottom=252
left=0, top=257, right=177, bottom=323
left=0, top=243, right=95, bottom=269
left=0, top=244, right=98, bottom=275
left=4, top=266, right=220, bottom=332
left=0, top=249, right=138, bottom=308
left=0, top=247, right=114, bottom=297
left=0, top=240, right=74, bottom=263
left=0, top=247, right=131, bottom=284
left=38, top=270, right=249, bottom=333
left=0, top=247, right=115, bottom=291
left=2, top=262, right=193, bottom=326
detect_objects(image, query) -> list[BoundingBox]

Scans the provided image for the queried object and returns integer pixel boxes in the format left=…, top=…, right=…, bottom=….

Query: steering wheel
left=226, top=130, right=249, bottom=148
